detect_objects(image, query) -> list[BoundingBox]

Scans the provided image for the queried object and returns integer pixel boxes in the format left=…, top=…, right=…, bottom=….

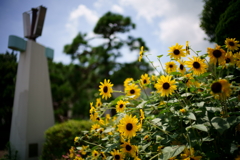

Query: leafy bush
left=42, top=120, right=92, bottom=160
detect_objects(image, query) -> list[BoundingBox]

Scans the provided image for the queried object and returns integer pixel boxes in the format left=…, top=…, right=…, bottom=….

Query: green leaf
left=152, top=118, right=161, bottom=124
left=186, top=124, right=208, bottom=132
left=136, top=100, right=147, bottom=108
left=206, top=107, right=221, bottom=113
left=160, top=145, right=185, bottom=160
left=170, top=72, right=182, bottom=76
left=104, top=143, right=119, bottom=152
left=181, top=93, right=192, bottom=97
left=203, top=137, right=214, bottom=141
left=141, top=142, right=151, bottom=151
left=157, top=55, right=163, bottom=58
left=196, top=102, right=205, bottom=107
left=187, top=112, right=196, bottom=120
left=211, top=117, right=230, bottom=134
left=198, top=72, right=211, bottom=78
left=227, top=116, right=238, bottom=126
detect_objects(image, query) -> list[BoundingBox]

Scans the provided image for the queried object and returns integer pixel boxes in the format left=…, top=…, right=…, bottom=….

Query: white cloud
left=69, top=5, right=98, bottom=24
left=94, top=0, right=113, bottom=9
left=65, top=5, right=99, bottom=38
left=118, top=0, right=213, bottom=62
left=111, top=5, right=124, bottom=14
left=119, top=0, right=174, bottom=22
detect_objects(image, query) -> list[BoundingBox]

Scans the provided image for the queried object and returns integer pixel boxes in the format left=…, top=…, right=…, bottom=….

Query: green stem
left=145, top=55, right=161, bottom=75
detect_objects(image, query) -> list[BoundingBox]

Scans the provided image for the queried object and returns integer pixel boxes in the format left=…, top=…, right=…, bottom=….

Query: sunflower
left=140, top=109, right=145, bottom=124
left=118, top=114, right=140, bottom=139
left=184, top=73, right=200, bottom=88
left=178, top=60, right=186, bottom=75
left=168, top=43, right=186, bottom=59
left=89, top=102, right=95, bottom=114
left=225, top=38, right=240, bottom=51
left=116, top=100, right=128, bottom=112
left=154, top=75, right=177, bottom=97
left=105, top=114, right=111, bottom=122
left=91, top=124, right=101, bottom=132
left=74, top=155, right=83, bottom=160
left=80, top=145, right=88, bottom=155
left=140, top=73, right=150, bottom=88
left=125, top=83, right=141, bottom=99
left=220, top=51, right=235, bottom=68
left=121, top=141, right=136, bottom=157
left=211, top=79, right=231, bottom=100
left=124, top=78, right=134, bottom=87
left=95, top=98, right=102, bottom=108
left=90, top=112, right=98, bottom=121
left=139, top=46, right=144, bottom=62
left=185, top=56, right=207, bottom=76
left=74, top=136, right=80, bottom=142
left=92, top=150, right=99, bottom=159
left=143, top=135, right=149, bottom=141
left=151, top=75, right=156, bottom=82
left=165, top=61, right=177, bottom=74
left=132, top=146, right=139, bottom=159
left=100, top=152, right=106, bottom=159
left=69, top=146, right=75, bottom=158
left=207, top=45, right=226, bottom=64
left=233, top=52, right=240, bottom=68
left=90, top=112, right=104, bottom=124
left=186, top=41, right=190, bottom=55
left=180, top=148, right=202, bottom=160
left=180, top=109, right=186, bottom=113
left=110, top=149, right=125, bottom=160
left=99, top=79, right=113, bottom=100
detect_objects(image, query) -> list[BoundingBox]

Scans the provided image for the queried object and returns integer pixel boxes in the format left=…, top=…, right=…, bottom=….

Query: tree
left=63, top=11, right=153, bottom=117
left=200, top=0, right=233, bottom=43
left=215, top=0, right=240, bottom=45
left=0, top=51, right=17, bottom=149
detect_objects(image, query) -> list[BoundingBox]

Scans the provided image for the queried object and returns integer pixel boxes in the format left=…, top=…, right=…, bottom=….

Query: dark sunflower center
left=226, top=58, right=231, bottom=63
left=115, top=155, right=120, bottom=159
left=103, top=86, right=108, bottom=93
left=193, top=62, right=200, bottom=69
left=126, top=123, right=133, bottom=131
left=190, top=158, right=195, bottom=160
left=96, top=117, right=100, bottom=121
left=143, top=79, right=147, bottom=84
left=211, top=82, right=222, bottom=93
left=173, top=49, right=180, bottom=55
left=95, top=153, right=97, bottom=156
left=126, top=145, right=132, bottom=151
left=119, top=104, right=124, bottom=108
left=180, top=64, right=184, bottom=70
left=229, top=41, right=235, bottom=46
left=169, top=64, right=173, bottom=68
left=213, top=50, right=222, bottom=58
left=163, top=83, right=170, bottom=89
left=130, top=89, right=135, bottom=94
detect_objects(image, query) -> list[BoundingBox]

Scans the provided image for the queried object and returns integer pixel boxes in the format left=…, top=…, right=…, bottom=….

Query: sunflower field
left=63, top=38, right=240, bottom=160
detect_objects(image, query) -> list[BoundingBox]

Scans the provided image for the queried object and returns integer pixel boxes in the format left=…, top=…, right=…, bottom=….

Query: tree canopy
left=200, top=0, right=240, bottom=44
left=63, top=11, right=153, bottom=117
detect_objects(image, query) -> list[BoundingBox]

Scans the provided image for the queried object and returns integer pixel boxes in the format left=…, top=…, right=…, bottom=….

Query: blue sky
left=0, top=0, right=214, bottom=71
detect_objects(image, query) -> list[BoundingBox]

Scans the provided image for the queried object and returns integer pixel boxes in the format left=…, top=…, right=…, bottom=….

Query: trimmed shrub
left=42, top=120, right=92, bottom=160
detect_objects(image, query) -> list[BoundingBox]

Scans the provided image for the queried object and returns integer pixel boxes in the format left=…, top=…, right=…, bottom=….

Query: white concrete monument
left=8, top=6, right=55, bottom=160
